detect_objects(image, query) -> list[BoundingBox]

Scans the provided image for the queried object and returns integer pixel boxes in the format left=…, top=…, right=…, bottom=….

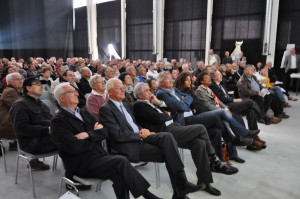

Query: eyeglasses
left=61, top=90, right=78, bottom=95
left=13, top=78, right=24, bottom=81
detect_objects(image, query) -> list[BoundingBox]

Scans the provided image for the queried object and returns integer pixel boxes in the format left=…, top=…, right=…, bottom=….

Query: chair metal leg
left=61, top=177, right=79, bottom=196
left=0, top=142, right=7, bottom=173
left=15, top=155, right=20, bottom=184
left=155, top=163, right=160, bottom=189
left=180, top=148, right=184, bottom=164
left=27, top=159, right=36, bottom=198
left=58, top=177, right=63, bottom=197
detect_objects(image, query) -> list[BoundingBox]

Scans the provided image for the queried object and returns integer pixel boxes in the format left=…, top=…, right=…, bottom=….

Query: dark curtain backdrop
left=275, top=0, right=300, bottom=80
left=74, top=6, right=89, bottom=58
left=211, top=0, right=266, bottom=65
left=97, top=0, right=121, bottom=63
left=0, top=0, right=73, bottom=60
left=126, top=0, right=155, bottom=61
left=164, top=0, right=207, bottom=67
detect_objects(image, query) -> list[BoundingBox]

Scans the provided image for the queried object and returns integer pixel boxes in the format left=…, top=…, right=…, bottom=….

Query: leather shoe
left=265, top=118, right=282, bottom=125
left=246, top=144, right=262, bottom=151
left=230, top=156, right=245, bottom=163
left=276, top=113, right=289, bottom=119
left=66, top=182, right=91, bottom=191
left=248, top=129, right=260, bottom=136
left=212, top=164, right=239, bottom=175
left=204, top=184, right=221, bottom=196
left=178, top=181, right=201, bottom=196
left=234, top=137, right=253, bottom=146
left=282, top=102, right=291, bottom=108
left=172, top=195, right=190, bottom=199
left=253, top=135, right=266, bottom=144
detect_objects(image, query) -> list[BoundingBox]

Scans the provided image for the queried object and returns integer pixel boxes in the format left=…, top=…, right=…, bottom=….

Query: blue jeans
left=269, top=86, right=285, bottom=103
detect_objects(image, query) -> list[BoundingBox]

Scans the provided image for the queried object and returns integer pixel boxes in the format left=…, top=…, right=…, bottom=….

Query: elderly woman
left=119, top=72, right=135, bottom=110
left=146, top=78, right=158, bottom=94
left=2, top=66, right=15, bottom=87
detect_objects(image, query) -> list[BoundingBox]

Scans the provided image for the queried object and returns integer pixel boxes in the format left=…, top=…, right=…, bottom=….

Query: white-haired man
left=99, top=78, right=201, bottom=199
left=51, top=82, right=160, bottom=199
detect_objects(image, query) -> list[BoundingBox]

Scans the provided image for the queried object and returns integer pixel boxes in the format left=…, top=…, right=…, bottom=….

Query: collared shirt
left=247, top=75, right=260, bottom=92
left=110, top=99, right=139, bottom=133
left=62, top=106, right=83, bottom=121
left=91, top=89, right=107, bottom=98
left=291, top=55, right=297, bottom=69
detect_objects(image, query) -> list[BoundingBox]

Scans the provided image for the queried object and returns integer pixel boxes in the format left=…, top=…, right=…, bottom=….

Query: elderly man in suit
left=283, top=48, right=300, bottom=98
left=51, top=82, right=160, bottom=199
left=133, top=83, right=241, bottom=196
left=99, top=78, right=200, bottom=199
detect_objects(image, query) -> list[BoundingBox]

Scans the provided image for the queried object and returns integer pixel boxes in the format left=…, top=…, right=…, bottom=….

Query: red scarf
left=199, top=85, right=222, bottom=108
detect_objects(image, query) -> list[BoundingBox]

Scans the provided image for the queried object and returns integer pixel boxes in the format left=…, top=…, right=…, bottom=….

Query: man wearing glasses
left=9, top=77, right=57, bottom=170
left=0, top=72, right=24, bottom=154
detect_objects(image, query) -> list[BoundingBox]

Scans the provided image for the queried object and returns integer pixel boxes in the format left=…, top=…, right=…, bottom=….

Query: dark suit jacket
left=209, top=81, right=234, bottom=104
left=77, top=77, right=92, bottom=95
left=156, top=87, right=193, bottom=125
left=50, top=108, right=108, bottom=178
left=99, top=100, right=142, bottom=162
left=133, top=100, right=173, bottom=132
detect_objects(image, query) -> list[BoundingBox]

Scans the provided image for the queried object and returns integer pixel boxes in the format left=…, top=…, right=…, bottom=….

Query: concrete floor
left=1, top=93, right=300, bottom=199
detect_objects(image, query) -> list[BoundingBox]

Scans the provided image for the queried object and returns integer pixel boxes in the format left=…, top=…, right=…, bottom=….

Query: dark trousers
left=138, top=132, right=186, bottom=196
left=284, top=68, right=298, bottom=94
left=166, top=123, right=213, bottom=184
left=270, top=93, right=283, bottom=116
left=250, top=95, right=272, bottom=121
left=228, top=99, right=259, bottom=130
left=75, top=155, right=150, bottom=199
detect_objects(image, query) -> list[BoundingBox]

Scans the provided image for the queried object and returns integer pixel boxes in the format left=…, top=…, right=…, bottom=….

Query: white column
left=154, top=0, right=165, bottom=62
left=205, top=0, right=214, bottom=65
left=121, top=0, right=126, bottom=59
left=87, top=0, right=99, bottom=60
left=266, top=0, right=280, bottom=64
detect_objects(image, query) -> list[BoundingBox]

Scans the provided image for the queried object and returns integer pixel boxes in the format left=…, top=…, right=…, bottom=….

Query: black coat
left=133, top=100, right=172, bottom=132
left=209, top=81, right=234, bottom=104
left=99, top=100, right=142, bottom=162
left=77, top=77, right=92, bottom=95
left=50, top=108, right=108, bottom=178
left=9, top=94, right=52, bottom=150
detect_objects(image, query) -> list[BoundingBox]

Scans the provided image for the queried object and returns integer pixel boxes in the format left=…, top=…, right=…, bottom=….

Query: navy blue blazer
left=155, top=87, right=193, bottom=125
left=99, top=100, right=142, bottom=163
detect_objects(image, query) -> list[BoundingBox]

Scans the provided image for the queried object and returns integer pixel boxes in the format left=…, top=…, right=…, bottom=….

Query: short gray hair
left=59, top=65, right=69, bottom=72
left=244, top=64, right=252, bottom=71
left=137, top=66, right=145, bottom=73
left=106, top=78, right=122, bottom=91
left=182, top=63, right=189, bottom=70
left=126, top=65, right=134, bottom=72
left=54, top=82, right=70, bottom=105
left=89, top=74, right=102, bottom=88
left=133, top=82, right=148, bottom=98
left=80, top=67, right=89, bottom=74
left=157, top=71, right=170, bottom=87
left=6, top=72, right=22, bottom=84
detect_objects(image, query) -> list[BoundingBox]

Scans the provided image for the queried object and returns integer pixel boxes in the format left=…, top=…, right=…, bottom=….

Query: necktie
left=120, top=104, right=139, bottom=133
left=74, top=108, right=83, bottom=121
left=219, top=84, right=230, bottom=99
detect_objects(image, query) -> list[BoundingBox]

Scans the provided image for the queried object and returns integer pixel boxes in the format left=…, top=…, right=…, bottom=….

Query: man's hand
left=94, top=122, right=103, bottom=130
left=139, top=129, right=154, bottom=139
left=48, top=127, right=51, bottom=135
left=75, top=132, right=90, bottom=140
left=233, top=98, right=242, bottom=102
left=150, top=94, right=161, bottom=105
left=258, top=92, right=262, bottom=96
left=163, top=110, right=171, bottom=116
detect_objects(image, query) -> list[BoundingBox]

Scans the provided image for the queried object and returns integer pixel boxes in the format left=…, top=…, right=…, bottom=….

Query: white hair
left=106, top=78, right=122, bottom=91
left=54, top=82, right=71, bottom=105
left=89, top=74, right=102, bottom=88
left=6, top=72, right=22, bottom=84
left=182, top=63, right=189, bottom=70
left=157, top=71, right=170, bottom=87
left=133, top=82, right=148, bottom=98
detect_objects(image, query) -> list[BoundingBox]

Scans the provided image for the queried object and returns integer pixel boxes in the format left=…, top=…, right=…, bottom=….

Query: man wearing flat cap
left=10, top=77, right=57, bottom=170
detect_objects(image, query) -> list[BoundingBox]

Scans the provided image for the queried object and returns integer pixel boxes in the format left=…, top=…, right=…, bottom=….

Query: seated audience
left=51, top=65, right=69, bottom=95
left=119, top=72, right=135, bottom=110
left=193, top=61, right=205, bottom=78
left=51, top=82, right=160, bottom=199
left=146, top=78, right=158, bottom=94
left=77, top=67, right=92, bottom=95
left=103, top=66, right=115, bottom=83
left=99, top=78, right=201, bottom=199
left=222, top=51, right=233, bottom=65
left=237, top=65, right=284, bottom=124
left=0, top=72, right=24, bottom=152
left=10, top=77, right=57, bottom=170
left=2, top=66, right=15, bottom=87
left=146, top=64, right=159, bottom=79
left=39, top=68, right=53, bottom=91
left=86, top=75, right=108, bottom=120
left=137, top=66, right=147, bottom=83
left=126, top=65, right=139, bottom=87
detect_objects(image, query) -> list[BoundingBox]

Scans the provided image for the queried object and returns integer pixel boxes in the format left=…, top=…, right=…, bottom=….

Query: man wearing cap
left=9, top=77, right=57, bottom=170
